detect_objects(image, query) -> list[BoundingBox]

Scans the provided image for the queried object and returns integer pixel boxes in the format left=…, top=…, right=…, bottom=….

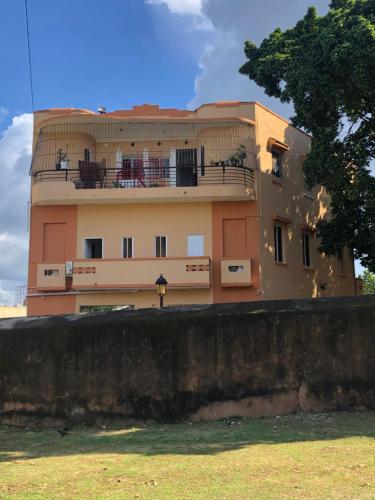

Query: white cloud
left=0, top=113, right=33, bottom=305
left=146, top=0, right=330, bottom=111
left=188, top=0, right=330, bottom=110
left=147, top=0, right=203, bottom=16
left=146, top=0, right=213, bottom=30
left=0, top=113, right=33, bottom=169
left=0, top=108, right=8, bottom=123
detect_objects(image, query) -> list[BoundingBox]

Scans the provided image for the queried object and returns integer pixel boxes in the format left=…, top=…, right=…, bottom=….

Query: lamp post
left=155, top=274, right=168, bottom=308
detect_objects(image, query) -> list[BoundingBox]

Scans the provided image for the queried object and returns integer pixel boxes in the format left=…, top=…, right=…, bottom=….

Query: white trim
left=122, top=236, right=134, bottom=259
left=154, top=235, right=168, bottom=258
left=83, top=237, right=104, bottom=259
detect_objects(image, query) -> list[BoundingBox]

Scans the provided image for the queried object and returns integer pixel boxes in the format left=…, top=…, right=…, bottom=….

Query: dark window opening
left=302, top=232, right=311, bottom=267
left=84, top=238, right=102, bottom=259
left=304, top=173, right=313, bottom=194
left=80, top=305, right=133, bottom=313
left=274, top=225, right=283, bottom=263
left=44, top=269, right=59, bottom=276
left=272, top=150, right=283, bottom=178
left=155, top=236, right=167, bottom=258
left=176, top=148, right=197, bottom=187
left=123, top=237, right=133, bottom=258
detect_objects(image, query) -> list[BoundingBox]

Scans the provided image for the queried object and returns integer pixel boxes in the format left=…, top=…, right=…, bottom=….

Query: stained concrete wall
left=0, top=296, right=374, bottom=425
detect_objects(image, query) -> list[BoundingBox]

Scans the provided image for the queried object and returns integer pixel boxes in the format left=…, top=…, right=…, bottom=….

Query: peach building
left=27, top=101, right=359, bottom=316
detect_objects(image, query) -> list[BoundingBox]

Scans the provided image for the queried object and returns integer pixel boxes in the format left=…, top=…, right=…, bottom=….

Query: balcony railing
left=33, top=164, right=256, bottom=191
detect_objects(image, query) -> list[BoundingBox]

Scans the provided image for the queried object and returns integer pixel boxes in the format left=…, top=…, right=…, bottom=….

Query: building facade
left=27, top=101, right=359, bottom=316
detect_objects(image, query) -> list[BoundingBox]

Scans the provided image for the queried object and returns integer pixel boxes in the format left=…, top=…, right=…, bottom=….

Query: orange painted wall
left=27, top=295, right=76, bottom=317
left=28, top=205, right=77, bottom=316
left=212, top=201, right=260, bottom=303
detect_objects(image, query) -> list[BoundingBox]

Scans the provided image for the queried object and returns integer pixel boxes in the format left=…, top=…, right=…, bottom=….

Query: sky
left=0, top=0, right=363, bottom=305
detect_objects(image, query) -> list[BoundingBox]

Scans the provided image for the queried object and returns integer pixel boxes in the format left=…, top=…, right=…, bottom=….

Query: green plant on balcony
left=228, top=145, right=247, bottom=167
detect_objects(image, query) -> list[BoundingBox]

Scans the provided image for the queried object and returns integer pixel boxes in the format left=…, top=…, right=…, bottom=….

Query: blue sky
left=0, top=0, right=210, bottom=119
left=0, top=0, right=363, bottom=304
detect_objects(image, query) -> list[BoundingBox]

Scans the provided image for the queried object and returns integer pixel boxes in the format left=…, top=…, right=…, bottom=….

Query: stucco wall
left=0, top=306, right=26, bottom=319
left=254, top=103, right=356, bottom=299
left=76, top=202, right=212, bottom=259
left=0, top=296, right=374, bottom=425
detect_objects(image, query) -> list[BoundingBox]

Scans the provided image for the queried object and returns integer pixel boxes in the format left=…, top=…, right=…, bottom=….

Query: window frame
left=83, top=237, right=103, bottom=259
left=272, top=149, right=283, bottom=178
left=302, top=231, right=311, bottom=268
left=274, top=224, right=284, bottom=263
left=122, top=237, right=134, bottom=259
left=155, top=235, right=167, bottom=258
left=187, top=234, right=205, bottom=257
left=303, top=173, right=313, bottom=196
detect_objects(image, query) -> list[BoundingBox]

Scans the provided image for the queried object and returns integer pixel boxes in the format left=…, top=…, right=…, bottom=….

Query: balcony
left=32, top=163, right=256, bottom=205
left=35, top=257, right=211, bottom=292
left=30, top=118, right=257, bottom=204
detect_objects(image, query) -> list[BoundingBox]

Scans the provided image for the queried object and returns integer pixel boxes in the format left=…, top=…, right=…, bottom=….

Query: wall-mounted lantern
left=155, top=274, right=168, bottom=308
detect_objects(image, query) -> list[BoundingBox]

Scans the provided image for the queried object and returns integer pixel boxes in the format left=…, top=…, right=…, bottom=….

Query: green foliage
left=240, top=0, right=375, bottom=271
left=361, top=269, right=375, bottom=294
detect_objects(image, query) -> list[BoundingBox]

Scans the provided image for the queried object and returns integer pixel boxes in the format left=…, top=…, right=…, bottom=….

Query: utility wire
left=24, top=0, right=35, bottom=112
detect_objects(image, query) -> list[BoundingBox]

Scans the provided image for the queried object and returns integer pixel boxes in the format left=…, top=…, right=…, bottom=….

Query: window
left=155, top=236, right=167, bottom=257
left=122, top=237, right=133, bottom=258
left=303, top=172, right=313, bottom=195
left=187, top=235, right=204, bottom=257
left=274, top=225, right=284, bottom=263
left=228, top=265, right=244, bottom=273
left=44, top=269, right=59, bottom=276
left=84, top=238, right=102, bottom=259
left=302, top=231, right=311, bottom=267
left=80, top=305, right=133, bottom=313
left=272, top=150, right=283, bottom=178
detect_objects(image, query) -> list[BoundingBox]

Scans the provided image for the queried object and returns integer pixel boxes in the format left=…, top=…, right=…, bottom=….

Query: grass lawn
left=0, top=411, right=374, bottom=499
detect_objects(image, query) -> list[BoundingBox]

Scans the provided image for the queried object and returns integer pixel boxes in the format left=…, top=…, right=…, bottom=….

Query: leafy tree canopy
left=240, top=0, right=375, bottom=271
left=361, top=269, right=375, bottom=294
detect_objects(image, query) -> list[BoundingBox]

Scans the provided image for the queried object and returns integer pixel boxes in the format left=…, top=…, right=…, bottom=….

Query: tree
left=239, top=0, right=375, bottom=272
left=361, top=269, right=375, bottom=294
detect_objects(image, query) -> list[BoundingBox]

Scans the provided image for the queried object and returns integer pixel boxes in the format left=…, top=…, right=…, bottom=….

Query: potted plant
left=228, top=145, right=247, bottom=167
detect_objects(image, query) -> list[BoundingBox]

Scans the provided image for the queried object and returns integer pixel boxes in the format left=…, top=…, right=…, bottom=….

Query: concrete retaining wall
left=0, top=296, right=374, bottom=425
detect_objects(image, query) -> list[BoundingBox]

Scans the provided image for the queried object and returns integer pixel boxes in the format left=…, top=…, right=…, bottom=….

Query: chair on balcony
left=148, top=157, right=164, bottom=187
left=77, top=160, right=105, bottom=189
left=134, top=158, right=145, bottom=187
left=116, top=158, right=133, bottom=187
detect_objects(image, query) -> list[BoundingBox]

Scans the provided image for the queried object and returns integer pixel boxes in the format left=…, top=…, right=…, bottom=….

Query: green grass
left=0, top=412, right=374, bottom=499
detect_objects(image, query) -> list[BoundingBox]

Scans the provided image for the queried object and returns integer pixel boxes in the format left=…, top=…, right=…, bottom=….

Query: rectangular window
left=122, top=237, right=133, bottom=258
left=228, top=265, right=244, bottom=273
left=84, top=238, right=102, bottom=259
left=302, top=231, right=311, bottom=267
left=155, top=236, right=167, bottom=258
left=303, top=173, right=313, bottom=194
left=272, top=150, right=283, bottom=178
left=187, top=235, right=204, bottom=257
left=44, top=269, right=59, bottom=276
left=274, top=225, right=284, bottom=263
